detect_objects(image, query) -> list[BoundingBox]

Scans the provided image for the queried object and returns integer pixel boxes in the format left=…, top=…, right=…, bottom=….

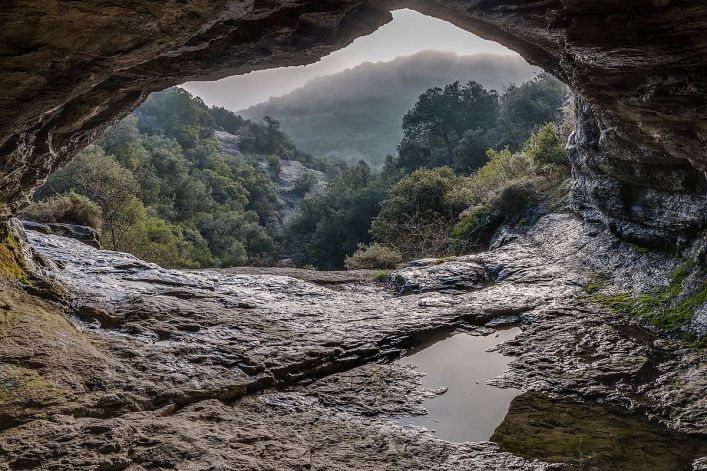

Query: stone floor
left=0, top=214, right=704, bottom=469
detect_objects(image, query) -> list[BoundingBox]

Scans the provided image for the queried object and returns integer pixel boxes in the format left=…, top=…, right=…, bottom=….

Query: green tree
left=395, top=81, right=499, bottom=173
left=285, top=161, right=386, bottom=269
left=371, top=167, right=464, bottom=259
left=523, top=123, right=568, bottom=168
left=38, top=145, right=140, bottom=250
left=497, top=72, right=567, bottom=149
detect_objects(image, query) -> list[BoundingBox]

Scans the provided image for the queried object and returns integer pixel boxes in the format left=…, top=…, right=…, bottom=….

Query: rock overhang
left=0, top=0, right=705, bottom=244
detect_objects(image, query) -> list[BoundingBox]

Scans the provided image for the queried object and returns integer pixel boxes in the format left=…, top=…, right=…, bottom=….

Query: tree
left=284, top=161, right=386, bottom=269
left=497, top=72, right=567, bottom=149
left=523, top=123, right=568, bottom=168
left=395, top=81, right=499, bottom=173
left=39, top=145, right=140, bottom=250
left=371, top=167, right=464, bottom=258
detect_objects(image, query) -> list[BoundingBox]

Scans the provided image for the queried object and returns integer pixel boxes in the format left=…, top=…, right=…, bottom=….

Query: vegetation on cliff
left=285, top=74, right=568, bottom=267
left=587, top=260, right=707, bottom=347
left=0, top=228, right=28, bottom=283
left=25, top=88, right=333, bottom=268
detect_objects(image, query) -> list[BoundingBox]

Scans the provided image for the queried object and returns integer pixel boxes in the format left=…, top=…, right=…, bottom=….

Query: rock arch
left=1, top=0, right=705, bottom=244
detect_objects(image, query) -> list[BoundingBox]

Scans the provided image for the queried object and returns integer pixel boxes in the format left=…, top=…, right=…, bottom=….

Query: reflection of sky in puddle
left=396, top=327, right=521, bottom=442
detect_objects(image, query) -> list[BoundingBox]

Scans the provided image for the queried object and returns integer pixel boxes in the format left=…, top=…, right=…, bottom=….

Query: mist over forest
left=241, top=51, right=538, bottom=166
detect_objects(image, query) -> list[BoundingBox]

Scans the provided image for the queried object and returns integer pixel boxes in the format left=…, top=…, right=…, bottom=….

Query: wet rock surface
left=392, top=256, right=487, bottom=294
left=0, top=213, right=704, bottom=468
left=492, top=392, right=707, bottom=471
left=18, top=220, right=100, bottom=249
left=0, top=365, right=555, bottom=470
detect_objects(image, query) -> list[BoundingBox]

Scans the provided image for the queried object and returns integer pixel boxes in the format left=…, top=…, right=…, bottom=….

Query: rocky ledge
left=0, top=213, right=704, bottom=469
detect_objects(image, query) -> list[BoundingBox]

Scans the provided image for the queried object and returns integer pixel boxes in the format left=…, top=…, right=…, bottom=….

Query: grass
left=373, top=270, right=391, bottom=282
left=585, top=261, right=707, bottom=348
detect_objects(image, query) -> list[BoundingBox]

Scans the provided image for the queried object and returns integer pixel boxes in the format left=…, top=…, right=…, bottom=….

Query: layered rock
left=0, top=1, right=706, bottom=242
left=0, top=213, right=705, bottom=467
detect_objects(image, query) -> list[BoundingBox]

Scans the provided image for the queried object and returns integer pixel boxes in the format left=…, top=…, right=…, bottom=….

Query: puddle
left=395, top=327, right=522, bottom=442
left=492, top=392, right=707, bottom=471
left=393, top=328, right=707, bottom=470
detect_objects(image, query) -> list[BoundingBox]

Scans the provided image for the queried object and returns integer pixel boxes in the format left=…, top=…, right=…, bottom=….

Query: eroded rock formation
left=1, top=1, right=706, bottom=244
left=1, top=213, right=705, bottom=468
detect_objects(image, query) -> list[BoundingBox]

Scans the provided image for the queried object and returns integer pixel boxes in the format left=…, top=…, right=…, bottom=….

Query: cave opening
left=17, top=7, right=565, bottom=270
left=1, top=2, right=706, bottom=469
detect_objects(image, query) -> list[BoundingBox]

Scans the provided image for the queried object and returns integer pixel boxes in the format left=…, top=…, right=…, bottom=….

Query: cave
left=2, top=0, right=706, bottom=246
left=1, top=1, right=706, bottom=469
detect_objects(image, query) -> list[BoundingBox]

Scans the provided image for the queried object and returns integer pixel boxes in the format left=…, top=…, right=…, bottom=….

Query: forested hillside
left=241, top=51, right=538, bottom=166
left=284, top=73, right=570, bottom=269
left=25, top=88, right=334, bottom=268
left=25, top=71, right=567, bottom=270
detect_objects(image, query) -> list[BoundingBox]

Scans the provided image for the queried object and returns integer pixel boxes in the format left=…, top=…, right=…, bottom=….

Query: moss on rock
left=0, top=229, right=28, bottom=283
left=587, top=260, right=707, bottom=347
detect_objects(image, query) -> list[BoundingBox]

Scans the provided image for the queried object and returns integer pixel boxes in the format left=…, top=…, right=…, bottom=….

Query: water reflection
left=395, top=327, right=522, bottom=442
left=492, top=393, right=707, bottom=471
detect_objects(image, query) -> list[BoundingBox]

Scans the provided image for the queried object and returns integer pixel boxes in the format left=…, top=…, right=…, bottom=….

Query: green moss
left=587, top=261, right=706, bottom=347
left=0, top=231, right=29, bottom=283
left=629, top=243, right=652, bottom=254
left=0, top=366, right=50, bottom=402
left=582, top=273, right=607, bottom=294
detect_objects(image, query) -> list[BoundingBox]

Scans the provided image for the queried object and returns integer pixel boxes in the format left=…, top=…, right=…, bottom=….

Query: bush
left=371, top=167, right=463, bottom=258
left=493, top=180, right=539, bottom=218
left=23, top=192, right=103, bottom=231
left=293, top=172, right=318, bottom=195
left=451, top=205, right=499, bottom=248
left=268, top=154, right=282, bottom=176
left=523, top=123, right=568, bottom=168
left=447, top=148, right=532, bottom=208
left=344, top=243, right=402, bottom=270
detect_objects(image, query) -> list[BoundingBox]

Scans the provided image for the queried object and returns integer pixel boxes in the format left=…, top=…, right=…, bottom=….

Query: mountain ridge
left=240, top=51, right=539, bottom=166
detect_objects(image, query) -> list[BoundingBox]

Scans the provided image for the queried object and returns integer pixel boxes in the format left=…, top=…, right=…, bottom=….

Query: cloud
left=182, top=9, right=519, bottom=111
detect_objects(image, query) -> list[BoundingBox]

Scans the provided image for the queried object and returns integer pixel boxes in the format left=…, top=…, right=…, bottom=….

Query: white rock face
left=214, top=130, right=328, bottom=223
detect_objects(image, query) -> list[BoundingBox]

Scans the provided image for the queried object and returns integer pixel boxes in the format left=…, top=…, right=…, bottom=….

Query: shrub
left=268, top=154, right=282, bottom=176
left=23, top=192, right=103, bottom=231
left=447, top=148, right=533, bottom=207
left=345, top=243, right=402, bottom=270
left=451, top=205, right=498, bottom=247
left=524, top=123, right=568, bottom=168
left=293, top=172, right=318, bottom=195
left=493, top=180, right=539, bottom=218
left=371, top=167, right=463, bottom=258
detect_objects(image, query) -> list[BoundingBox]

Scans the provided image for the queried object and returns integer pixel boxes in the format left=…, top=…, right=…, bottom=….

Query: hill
left=26, top=88, right=331, bottom=268
left=241, top=51, right=539, bottom=166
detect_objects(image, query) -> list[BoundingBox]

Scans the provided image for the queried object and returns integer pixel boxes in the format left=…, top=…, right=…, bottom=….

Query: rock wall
left=1, top=1, right=705, bottom=243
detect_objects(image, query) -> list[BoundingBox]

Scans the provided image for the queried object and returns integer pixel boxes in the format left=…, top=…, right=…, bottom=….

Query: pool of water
left=493, top=392, right=707, bottom=471
left=395, top=327, right=522, bottom=442
left=394, top=327, right=707, bottom=470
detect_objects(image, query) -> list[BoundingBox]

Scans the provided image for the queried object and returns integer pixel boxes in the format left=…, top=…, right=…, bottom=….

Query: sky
left=181, top=9, right=519, bottom=111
